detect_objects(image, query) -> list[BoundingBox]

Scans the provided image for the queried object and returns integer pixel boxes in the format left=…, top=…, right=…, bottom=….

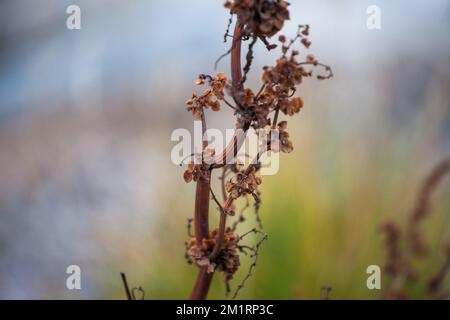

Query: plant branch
left=190, top=22, right=244, bottom=300
left=232, top=231, right=268, bottom=299
left=120, top=272, right=133, bottom=300
left=209, top=197, right=234, bottom=261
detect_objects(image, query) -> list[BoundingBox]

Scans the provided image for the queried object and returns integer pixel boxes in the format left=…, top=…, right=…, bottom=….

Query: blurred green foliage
left=104, top=113, right=450, bottom=299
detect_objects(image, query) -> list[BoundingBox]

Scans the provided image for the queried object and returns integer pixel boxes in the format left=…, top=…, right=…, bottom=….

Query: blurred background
left=0, top=0, right=449, bottom=299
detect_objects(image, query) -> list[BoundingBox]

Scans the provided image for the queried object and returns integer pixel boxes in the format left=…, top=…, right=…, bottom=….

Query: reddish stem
left=190, top=112, right=213, bottom=301
left=190, top=263, right=214, bottom=300
left=231, top=24, right=243, bottom=94
left=190, top=23, right=243, bottom=300
left=209, top=197, right=234, bottom=260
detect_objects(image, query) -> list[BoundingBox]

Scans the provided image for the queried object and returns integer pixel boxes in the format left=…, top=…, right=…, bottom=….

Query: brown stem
left=190, top=114, right=212, bottom=299
left=193, top=172, right=211, bottom=244
left=193, top=111, right=211, bottom=244
left=212, top=22, right=250, bottom=168
left=209, top=197, right=234, bottom=260
left=231, top=23, right=243, bottom=95
left=190, top=267, right=214, bottom=300
left=212, top=123, right=250, bottom=167
left=190, top=23, right=244, bottom=300
left=120, top=272, right=132, bottom=300
left=272, top=108, right=280, bottom=129
left=220, top=166, right=228, bottom=200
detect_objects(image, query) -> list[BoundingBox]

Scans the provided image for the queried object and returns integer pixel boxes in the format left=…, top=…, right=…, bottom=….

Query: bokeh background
left=0, top=0, right=449, bottom=299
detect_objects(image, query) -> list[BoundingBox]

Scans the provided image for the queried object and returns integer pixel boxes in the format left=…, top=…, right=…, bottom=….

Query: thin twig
left=220, top=166, right=229, bottom=201
left=209, top=197, right=234, bottom=260
left=255, top=84, right=265, bottom=100
left=224, top=13, right=233, bottom=43
left=184, top=240, right=193, bottom=264
left=232, top=196, right=249, bottom=231
left=222, top=97, right=237, bottom=110
left=210, top=186, right=227, bottom=215
left=238, top=227, right=264, bottom=240
left=271, top=108, right=280, bottom=129
left=253, top=191, right=263, bottom=230
left=120, top=272, right=133, bottom=300
left=298, top=61, right=333, bottom=80
left=240, top=36, right=258, bottom=85
left=186, top=218, right=194, bottom=237
left=232, top=232, right=268, bottom=299
left=214, top=48, right=232, bottom=71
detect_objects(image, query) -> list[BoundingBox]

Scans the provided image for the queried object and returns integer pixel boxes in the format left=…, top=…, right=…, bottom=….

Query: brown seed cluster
left=273, top=121, right=293, bottom=153
left=226, top=166, right=262, bottom=200
left=183, top=148, right=216, bottom=183
left=185, top=27, right=331, bottom=160
left=224, top=0, right=290, bottom=38
left=262, top=52, right=305, bottom=91
left=261, top=29, right=317, bottom=117
left=188, top=227, right=240, bottom=282
left=183, top=162, right=208, bottom=183
left=185, top=72, right=228, bottom=118
left=233, top=28, right=330, bottom=151
left=183, top=26, right=332, bottom=187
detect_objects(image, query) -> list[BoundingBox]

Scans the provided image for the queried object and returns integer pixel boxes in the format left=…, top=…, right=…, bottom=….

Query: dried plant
left=381, top=158, right=450, bottom=299
left=182, top=0, right=332, bottom=300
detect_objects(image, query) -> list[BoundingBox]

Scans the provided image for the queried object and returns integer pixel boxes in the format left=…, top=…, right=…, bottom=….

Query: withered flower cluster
left=188, top=227, right=240, bottom=283
left=183, top=162, right=208, bottom=183
left=274, top=120, right=293, bottom=153
left=240, top=27, right=330, bottom=137
left=224, top=0, right=290, bottom=39
left=184, top=26, right=331, bottom=158
left=226, top=166, right=262, bottom=200
left=185, top=73, right=228, bottom=118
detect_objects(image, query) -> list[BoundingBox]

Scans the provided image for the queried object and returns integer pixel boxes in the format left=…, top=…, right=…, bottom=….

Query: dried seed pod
left=224, top=0, right=290, bottom=38
left=185, top=72, right=229, bottom=118
left=187, top=228, right=241, bottom=281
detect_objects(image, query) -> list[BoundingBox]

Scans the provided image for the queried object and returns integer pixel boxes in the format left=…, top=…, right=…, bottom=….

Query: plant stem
left=190, top=265, right=214, bottom=300
left=231, top=24, right=243, bottom=96
left=210, top=197, right=234, bottom=260
left=190, top=22, right=243, bottom=300
left=190, top=113, right=212, bottom=300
